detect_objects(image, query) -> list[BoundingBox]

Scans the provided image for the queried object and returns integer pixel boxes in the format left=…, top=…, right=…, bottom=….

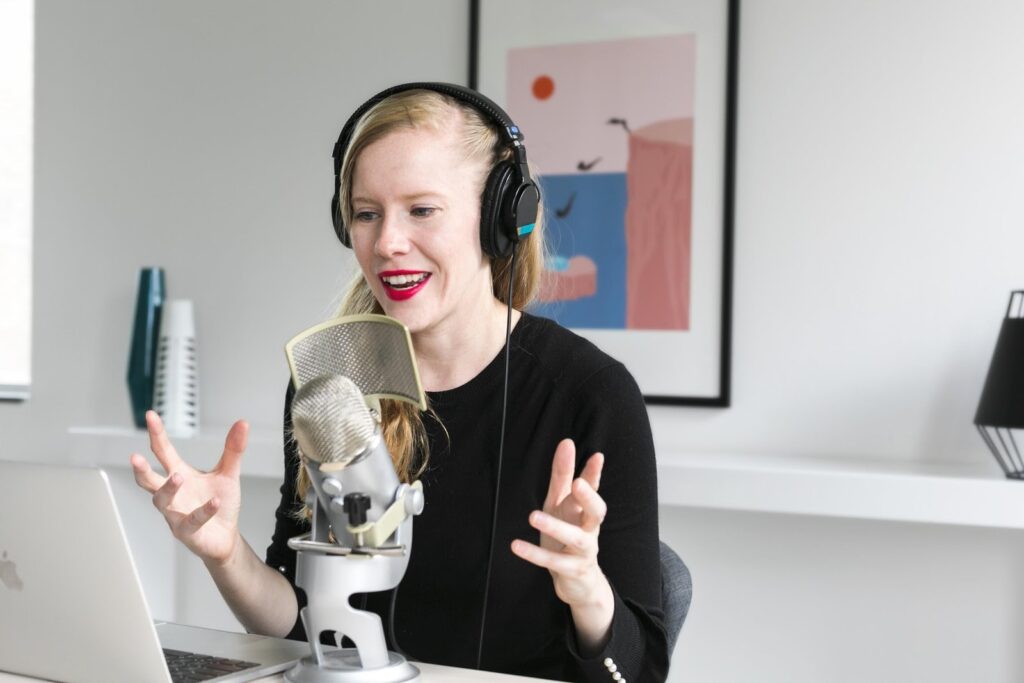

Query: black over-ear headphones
left=330, top=82, right=540, bottom=259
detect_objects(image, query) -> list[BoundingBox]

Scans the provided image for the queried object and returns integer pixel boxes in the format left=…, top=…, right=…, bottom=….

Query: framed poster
left=470, top=0, right=739, bottom=406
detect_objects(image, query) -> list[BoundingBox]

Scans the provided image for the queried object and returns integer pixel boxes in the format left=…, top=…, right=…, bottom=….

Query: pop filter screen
left=285, top=314, right=426, bottom=411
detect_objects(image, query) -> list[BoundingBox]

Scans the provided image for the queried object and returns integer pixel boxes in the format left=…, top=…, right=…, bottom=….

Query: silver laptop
left=0, top=460, right=311, bottom=683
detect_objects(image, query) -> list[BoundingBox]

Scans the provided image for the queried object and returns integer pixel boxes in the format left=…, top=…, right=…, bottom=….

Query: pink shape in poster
left=625, top=119, right=693, bottom=330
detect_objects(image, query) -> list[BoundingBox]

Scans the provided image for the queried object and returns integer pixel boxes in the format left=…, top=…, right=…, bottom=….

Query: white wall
left=663, top=507, right=1024, bottom=682
left=5, top=1, right=1024, bottom=681
left=649, top=0, right=1024, bottom=465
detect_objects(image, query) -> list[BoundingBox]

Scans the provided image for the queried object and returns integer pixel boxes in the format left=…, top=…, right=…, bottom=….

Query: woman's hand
left=511, top=438, right=614, bottom=653
left=129, top=410, right=248, bottom=567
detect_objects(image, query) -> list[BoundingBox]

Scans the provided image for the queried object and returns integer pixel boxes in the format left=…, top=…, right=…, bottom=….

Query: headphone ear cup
left=480, top=161, right=516, bottom=259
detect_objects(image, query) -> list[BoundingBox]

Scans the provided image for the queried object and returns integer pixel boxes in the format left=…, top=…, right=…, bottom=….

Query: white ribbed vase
left=153, top=299, right=199, bottom=438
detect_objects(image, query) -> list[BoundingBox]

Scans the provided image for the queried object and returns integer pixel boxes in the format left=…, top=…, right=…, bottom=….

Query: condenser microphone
left=283, top=315, right=425, bottom=679
left=291, top=374, right=417, bottom=549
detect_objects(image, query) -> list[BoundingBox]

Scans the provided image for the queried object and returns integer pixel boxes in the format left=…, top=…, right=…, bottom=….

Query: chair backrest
left=660, top=541, right=692, bottom=656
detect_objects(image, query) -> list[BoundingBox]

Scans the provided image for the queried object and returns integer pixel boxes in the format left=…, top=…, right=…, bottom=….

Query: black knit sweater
left=265, top=313, right=668, bottom=682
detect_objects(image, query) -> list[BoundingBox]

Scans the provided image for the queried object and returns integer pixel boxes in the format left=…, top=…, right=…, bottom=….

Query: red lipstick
left=379, top=270, right=431, bottom=302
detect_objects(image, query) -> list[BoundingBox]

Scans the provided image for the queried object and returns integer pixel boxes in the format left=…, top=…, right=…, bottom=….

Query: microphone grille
left=291, top=375, right=376, bottom=466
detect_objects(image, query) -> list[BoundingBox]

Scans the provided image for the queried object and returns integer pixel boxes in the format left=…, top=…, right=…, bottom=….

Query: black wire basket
left=975, top=291, right=1024, bottom=479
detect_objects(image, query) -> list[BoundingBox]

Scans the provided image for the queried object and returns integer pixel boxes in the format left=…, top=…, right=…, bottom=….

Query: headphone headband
left=330, top=82, right=539, bottom=258
left=332, top=82, right=527, bottom=178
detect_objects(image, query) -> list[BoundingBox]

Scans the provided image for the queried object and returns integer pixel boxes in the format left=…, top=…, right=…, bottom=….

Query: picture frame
left=470, top=0, right=739, bottom=406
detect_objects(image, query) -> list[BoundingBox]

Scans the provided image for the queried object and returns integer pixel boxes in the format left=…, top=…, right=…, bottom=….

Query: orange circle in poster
left=532, top=75, right=555, bottom=100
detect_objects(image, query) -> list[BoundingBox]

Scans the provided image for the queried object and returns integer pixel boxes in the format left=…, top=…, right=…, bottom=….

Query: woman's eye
left=353, top=210, right=379, bottom=222
left=411, top=206, right=436, bottom=218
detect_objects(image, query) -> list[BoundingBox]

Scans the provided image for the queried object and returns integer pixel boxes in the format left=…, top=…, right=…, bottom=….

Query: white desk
left=0, top=662, right=555, bottom=682
left=255, top=663, right=555, bottom=682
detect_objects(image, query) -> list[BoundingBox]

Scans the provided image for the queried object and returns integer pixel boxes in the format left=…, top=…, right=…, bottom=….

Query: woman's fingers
left=145, top=410, right=186, bottom=474
left=572, top=478, right=607, bottom=533
left=520, top=453, right=610, bottom=613
left=215, top=420, right=248, bottom=479
left=178, top=497, right=221, bottom=535
left=129, top=453, right=164, bottom=493
left=529, top=510, right=593, bottom=554
left=151, top=471, right=183, bottom=512
left=510, top=539, right=581, bottom=576
left=544, top=439, right=576, bottom=512
left=580, top=452, right=604, bottom=492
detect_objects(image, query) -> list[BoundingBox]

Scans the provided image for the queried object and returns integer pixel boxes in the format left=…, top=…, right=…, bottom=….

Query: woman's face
left=348, top=120, right=492, bottom=337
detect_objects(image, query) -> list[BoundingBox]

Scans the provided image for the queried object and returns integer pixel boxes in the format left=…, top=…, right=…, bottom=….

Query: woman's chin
left=378, top=305, right=431, bottom=335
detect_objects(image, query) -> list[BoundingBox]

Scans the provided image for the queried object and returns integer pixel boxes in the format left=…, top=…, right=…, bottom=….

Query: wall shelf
left=68, top=425, right=286, bottom=479
left=660, top=452, right=1024, bottom=530
left=69, top=427, right=1024, bottom=530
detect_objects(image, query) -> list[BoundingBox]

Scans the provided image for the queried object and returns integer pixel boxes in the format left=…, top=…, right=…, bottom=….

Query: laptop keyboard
left=163, top=648, right=261, bottom=682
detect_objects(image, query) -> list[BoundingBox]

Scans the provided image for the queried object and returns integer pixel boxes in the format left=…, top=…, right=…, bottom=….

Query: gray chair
left=659, top=541, right=692, bottom=655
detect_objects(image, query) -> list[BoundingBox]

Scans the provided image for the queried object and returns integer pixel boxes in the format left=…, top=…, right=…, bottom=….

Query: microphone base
left=285, top=650, right=420, bottom=682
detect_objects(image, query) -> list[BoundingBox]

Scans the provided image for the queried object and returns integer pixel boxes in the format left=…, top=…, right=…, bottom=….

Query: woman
left=131, top=83, right=668, bottom=682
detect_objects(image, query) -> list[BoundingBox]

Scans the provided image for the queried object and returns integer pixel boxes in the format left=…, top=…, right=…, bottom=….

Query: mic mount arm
left=289, top=462, right=424, bottom=555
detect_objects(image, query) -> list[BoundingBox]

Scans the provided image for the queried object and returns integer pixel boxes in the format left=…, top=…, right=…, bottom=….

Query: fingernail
left=531, top=511, right=546, bottom=524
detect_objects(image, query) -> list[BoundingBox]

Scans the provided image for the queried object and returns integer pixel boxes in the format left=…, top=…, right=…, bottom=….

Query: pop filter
left=285, top=314, right=426, bottom=412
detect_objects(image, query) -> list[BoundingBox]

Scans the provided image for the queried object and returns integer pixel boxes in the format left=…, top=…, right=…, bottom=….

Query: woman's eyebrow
left=352, top=192, right=444, bottom=204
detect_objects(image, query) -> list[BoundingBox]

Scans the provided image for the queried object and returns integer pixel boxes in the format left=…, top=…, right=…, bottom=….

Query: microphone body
left=305, top=434, right=405, bottom=548
left=292, top=374, right=412, bottom=548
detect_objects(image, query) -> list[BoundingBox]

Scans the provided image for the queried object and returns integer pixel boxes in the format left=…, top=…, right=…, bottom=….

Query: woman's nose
left=374, top=213, right=411, bottom=258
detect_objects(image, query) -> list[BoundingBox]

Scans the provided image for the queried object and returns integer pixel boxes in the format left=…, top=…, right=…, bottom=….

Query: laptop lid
left=0, top=460, right=172, bottom=682
left=0, top=461, right=311, bottom=683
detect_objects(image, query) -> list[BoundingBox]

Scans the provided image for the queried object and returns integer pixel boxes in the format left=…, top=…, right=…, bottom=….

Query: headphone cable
left=388, top=585, right=409, bottom=660
left=476, top=242, right=518, bottom=669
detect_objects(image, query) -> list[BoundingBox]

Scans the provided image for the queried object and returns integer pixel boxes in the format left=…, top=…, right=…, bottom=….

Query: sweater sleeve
left=565, top=363, right=670, bottom=683
left=263, top=379, right=312, bottom=641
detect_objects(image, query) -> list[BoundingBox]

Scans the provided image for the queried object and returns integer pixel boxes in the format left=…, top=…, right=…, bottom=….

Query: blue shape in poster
left=531, top=172, right=627, bottom=329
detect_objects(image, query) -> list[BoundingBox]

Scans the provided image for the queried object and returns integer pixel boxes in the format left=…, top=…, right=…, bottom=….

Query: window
left=0, top=0, right=34, bottom=400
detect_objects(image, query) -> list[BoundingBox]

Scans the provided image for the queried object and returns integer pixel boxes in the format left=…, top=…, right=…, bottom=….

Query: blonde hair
left=296, top=88, right=545, bottom=511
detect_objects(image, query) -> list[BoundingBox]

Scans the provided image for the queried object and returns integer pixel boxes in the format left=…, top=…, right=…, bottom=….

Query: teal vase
left=126, top=268, right=165, bottom=428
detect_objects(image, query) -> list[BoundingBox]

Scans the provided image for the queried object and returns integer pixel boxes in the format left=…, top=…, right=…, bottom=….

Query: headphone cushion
left=480, top=161, right=516, bottom=259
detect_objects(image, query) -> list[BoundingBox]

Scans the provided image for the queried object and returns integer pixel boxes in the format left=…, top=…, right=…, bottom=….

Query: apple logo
left=1, top=549, right=23, bottom=591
